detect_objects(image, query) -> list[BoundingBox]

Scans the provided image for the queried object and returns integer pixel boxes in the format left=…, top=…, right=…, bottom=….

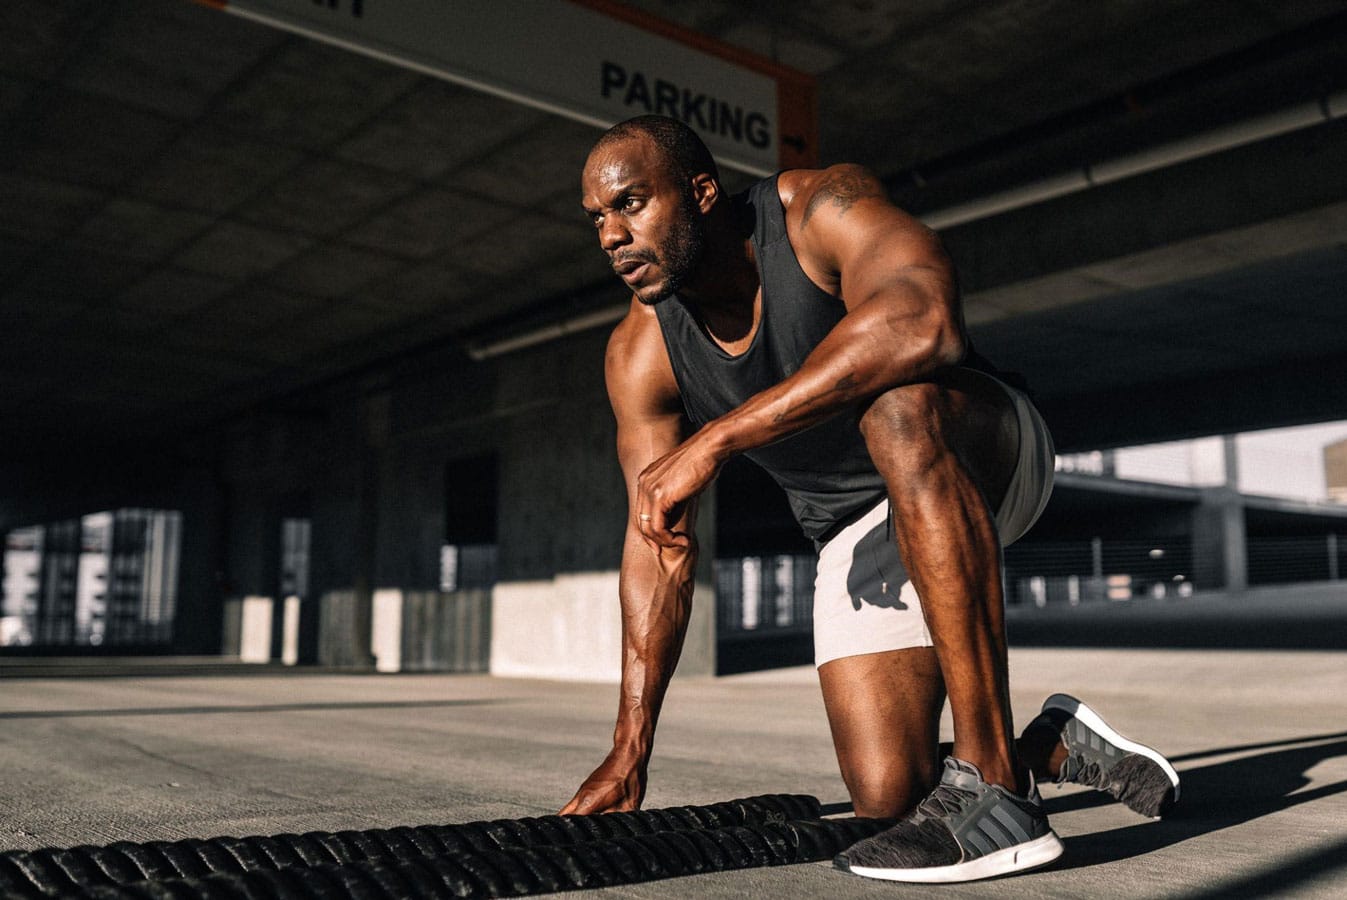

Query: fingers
left=635, top=471, right=691, bottom=549
left=559, top=783, right=632, bottom=817
left=636, top=506, right=688, bottom=550
left=559, top=789, right=597, bottom=817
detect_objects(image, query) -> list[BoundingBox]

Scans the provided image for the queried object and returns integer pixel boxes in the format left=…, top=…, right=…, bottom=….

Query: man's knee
left=845, top=758, right=939, bottom=819
left=860, top=374, right=1018, bottom=508
left=859, top=382, right=949, bottom=479
left=860, top=381, right=944, bottom=444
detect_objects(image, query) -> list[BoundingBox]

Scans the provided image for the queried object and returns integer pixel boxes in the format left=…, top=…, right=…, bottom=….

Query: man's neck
left=678, top=234, right=760, bottom=351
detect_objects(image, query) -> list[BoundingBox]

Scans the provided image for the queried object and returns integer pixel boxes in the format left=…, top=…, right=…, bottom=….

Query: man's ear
left=690, top=173, right=719, bottom=214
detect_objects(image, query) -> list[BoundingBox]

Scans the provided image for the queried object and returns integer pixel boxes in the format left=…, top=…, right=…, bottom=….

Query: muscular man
left=561, top=115, right=1177, bottom=883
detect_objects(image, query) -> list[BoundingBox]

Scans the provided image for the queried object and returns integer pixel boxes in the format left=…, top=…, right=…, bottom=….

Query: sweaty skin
left=563, top=133, right=1032, bottom=817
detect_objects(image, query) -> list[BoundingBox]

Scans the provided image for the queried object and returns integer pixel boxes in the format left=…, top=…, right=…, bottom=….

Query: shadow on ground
left=1046, top=731, right=1347, bottom=894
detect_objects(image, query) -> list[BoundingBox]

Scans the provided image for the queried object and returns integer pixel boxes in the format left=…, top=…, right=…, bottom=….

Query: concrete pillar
left=371, top=588, right=403, bottom=672
left=490, top=378, right=628, bottom=681
left=307, top=390, right=386, bottom=669
left=170, top=465, right=227, bottom=655
left=1191, top=436, right=1247, bottom=592
left=237, top=595, right=274, bottom=663
left=347, top=389, right=390, bottom=667
left=488, top=332, right=718, bottom=682
left=374, top=441, right=449, bottom=592
left=680, top=483, right=717, bottom=677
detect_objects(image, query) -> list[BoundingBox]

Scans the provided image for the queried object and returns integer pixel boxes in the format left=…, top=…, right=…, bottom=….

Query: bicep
left=614, top=413, right=688, bottom=508
left=605, top=319, right=696, bottom=525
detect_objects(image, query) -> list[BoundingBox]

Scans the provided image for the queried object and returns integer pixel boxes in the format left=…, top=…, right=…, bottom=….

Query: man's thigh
left=812, top=497, right=931, bottom=666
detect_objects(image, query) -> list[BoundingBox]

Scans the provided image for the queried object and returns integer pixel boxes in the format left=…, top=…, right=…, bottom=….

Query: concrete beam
left=945, top=116, right=1347, bottom=298
left=1040, top=350, right=1347, bottom=451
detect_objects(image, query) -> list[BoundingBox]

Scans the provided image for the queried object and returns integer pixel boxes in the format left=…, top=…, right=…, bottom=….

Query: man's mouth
left=613, top=257, right=652, bottom=284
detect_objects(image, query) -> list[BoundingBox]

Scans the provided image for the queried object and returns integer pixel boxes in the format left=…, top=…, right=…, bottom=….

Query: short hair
left=592, top=115, right=720, bottom=186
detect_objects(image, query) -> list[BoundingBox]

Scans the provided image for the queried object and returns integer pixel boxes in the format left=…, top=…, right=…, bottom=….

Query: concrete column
left=490, top=375, right=627, bottom=681
left=371, top=588, right=403, bottom=672
left=307, top=391, right=385, bottom=669
left=488, top=331, right=719, bottom=682
left=170, top=465, right=227, bottom=655
left=348, top=389, right=390, bottom=666
left=679, top=482, right=717, bottom=677
left=1191, top=436, right=1247, bottom=592
left=374, top=441, right=448, bottom=592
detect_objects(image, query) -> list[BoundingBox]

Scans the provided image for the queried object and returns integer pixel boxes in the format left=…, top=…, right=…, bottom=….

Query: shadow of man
left=845, top=518, right=909, bottom=611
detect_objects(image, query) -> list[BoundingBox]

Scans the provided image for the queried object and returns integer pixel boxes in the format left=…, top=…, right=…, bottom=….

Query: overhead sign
left=202, top=0, right=817, bottom=175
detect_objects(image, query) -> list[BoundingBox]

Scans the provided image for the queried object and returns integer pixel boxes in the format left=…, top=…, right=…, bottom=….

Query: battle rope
left=0, top=794, right=885, bottom=898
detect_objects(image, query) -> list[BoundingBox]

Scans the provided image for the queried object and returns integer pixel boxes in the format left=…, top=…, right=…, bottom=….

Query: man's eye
left=622, top=197, right=640, bottom=210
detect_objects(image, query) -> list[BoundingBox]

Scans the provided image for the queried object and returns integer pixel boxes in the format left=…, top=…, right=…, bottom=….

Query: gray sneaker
left=1033, top=693, right=1180, bottom=818
left=834, top=757, right=1063, bottom=883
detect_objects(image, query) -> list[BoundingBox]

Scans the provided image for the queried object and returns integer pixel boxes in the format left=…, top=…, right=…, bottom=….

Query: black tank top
left=655, top=174, right=888, bottom=540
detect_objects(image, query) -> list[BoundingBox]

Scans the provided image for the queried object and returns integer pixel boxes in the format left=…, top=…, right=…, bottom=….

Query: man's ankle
left=951, top=750, right=1022, bottom=794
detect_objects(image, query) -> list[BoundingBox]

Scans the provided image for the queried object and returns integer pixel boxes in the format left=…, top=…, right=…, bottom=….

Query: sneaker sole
left=1043, top=692, right=1181, bottom=810
left=844, top=832, right=1064, bottom=883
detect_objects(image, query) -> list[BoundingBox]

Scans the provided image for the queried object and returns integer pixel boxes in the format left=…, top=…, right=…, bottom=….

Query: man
left=561, top=115, right=1177, bottom=883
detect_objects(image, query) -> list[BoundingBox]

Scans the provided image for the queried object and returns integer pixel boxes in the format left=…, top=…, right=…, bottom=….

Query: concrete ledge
left=490, top=573, right=624, bottom=681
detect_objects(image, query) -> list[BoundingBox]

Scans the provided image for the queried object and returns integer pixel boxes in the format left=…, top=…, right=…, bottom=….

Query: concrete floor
left=2, top=646, right=1345, bottom=898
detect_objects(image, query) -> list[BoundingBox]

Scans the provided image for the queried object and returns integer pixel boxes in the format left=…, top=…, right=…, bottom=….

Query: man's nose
left=598, top=217, right=631, bottom=252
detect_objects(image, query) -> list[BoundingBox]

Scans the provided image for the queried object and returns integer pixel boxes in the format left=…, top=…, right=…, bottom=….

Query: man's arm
left=560, top=301, right=698, bottom=815
left=635, top=164, right=965, bottom=544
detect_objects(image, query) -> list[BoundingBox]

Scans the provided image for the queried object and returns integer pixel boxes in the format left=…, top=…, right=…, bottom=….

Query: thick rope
left=0, top=794, right=881, bottom=898
left=53, top=817, right=885, bottom=899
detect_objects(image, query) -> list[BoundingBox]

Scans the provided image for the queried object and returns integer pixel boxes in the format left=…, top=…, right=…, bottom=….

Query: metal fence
left=715, top=530, right=1347, bottom=629
left=715, top=555, right=816, bottom=636
left=1004, top=537, right=1197, bottom=605
left=1247, top=533, right=1345, bottom=585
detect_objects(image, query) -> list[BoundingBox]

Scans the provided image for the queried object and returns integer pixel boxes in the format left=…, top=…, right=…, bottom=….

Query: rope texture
left=0, top=794, right=884, bottom=898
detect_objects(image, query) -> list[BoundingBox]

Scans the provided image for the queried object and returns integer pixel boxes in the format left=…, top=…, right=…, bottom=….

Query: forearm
left=611, top=533, right=699, bottom=757
left=705, top=298, right=963, bottom=457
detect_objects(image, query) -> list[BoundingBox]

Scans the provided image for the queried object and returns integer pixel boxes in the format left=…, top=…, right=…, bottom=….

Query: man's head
left=581, top=116, right=721, bottom=305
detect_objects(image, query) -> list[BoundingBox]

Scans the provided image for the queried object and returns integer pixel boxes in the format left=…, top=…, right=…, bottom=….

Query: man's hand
left=559, top=749, right=648, bottom=815
left=634, top=431, right=722, bottom=549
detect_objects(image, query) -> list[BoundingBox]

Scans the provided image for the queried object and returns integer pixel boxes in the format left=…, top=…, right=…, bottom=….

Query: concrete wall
left=206, top=326, right=718, bottom=681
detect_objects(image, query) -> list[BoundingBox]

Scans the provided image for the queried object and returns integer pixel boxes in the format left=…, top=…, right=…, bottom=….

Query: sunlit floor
left=2, top=644, right=1345, bottom=898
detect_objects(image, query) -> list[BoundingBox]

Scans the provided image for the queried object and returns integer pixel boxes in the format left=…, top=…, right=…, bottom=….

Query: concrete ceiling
left=2, top=0, right=1346, bottom=461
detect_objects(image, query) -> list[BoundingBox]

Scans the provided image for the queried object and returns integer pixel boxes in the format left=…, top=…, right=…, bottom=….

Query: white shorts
left=812, top=377, right=1054, bottom=667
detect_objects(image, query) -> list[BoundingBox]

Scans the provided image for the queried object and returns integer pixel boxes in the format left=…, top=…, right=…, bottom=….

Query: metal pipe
left=466, top=302, right=628, bottom=361
left=921, top=93, right=1344, bottom=230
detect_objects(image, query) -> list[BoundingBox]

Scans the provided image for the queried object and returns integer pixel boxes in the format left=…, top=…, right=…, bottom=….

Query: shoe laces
left=917, top=781, right=977, bottom=819
left=1062, top=753, right=1106, bottom=788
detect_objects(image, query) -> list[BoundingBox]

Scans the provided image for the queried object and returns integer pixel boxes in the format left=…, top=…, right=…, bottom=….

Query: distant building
left=1326, top=438, right=1347, bottom=503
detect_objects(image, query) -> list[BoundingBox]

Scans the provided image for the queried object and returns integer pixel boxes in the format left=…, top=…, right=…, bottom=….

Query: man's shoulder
left=606, top=299, right=680, bottom=404
left=608, top=298, right=654, bottom=363
left=778, top=164, right=886, bottom=225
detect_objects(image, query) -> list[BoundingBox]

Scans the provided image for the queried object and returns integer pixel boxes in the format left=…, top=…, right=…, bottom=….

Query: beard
left=634, top=199, right=705, bottom=306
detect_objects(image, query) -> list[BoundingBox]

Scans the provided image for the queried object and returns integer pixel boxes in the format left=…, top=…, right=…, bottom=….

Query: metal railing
left=1247, top=534, right=1345, bottom=586
left=714, top=531, right=1347, bottom=626
left=715, top=555, right=816, bottom=636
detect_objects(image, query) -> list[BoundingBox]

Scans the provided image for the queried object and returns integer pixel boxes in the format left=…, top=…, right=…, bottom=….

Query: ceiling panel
left=335, top=81, right=549, bottom=181
left=0, top=0, right=1343, bottom=458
